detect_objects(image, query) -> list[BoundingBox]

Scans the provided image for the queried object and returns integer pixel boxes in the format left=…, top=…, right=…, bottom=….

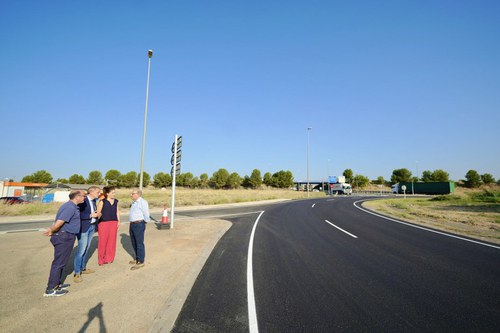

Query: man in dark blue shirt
left=73, top=186, right=101, bottom=283
left=43, top=190, right=85, bottom=297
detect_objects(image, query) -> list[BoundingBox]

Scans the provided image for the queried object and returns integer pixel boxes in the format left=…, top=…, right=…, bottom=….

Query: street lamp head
left=148, top=49, right=153, bottom=58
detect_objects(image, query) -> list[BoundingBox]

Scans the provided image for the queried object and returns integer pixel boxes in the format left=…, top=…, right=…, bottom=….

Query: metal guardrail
left=351, top=190, right=393, bottom=196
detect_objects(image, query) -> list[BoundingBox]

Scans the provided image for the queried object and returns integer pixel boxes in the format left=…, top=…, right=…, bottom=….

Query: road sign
left=170, top=165, right=181, bottom=176
left=171, top=136, right=182, bottom=153
left=170, top=134, right=182, bottom=229
left=401, top=185, right=407, bottom=191
left=171, top=135, right=182, bottom=172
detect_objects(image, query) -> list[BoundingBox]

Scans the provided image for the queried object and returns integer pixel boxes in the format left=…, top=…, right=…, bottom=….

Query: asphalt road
left=172, top=196, right=500, bottom=333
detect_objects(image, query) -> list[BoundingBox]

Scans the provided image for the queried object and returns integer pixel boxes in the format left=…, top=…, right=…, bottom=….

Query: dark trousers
left=129, top=222, right=146, bottom=263
left=46, top=231, right=76, bottom=290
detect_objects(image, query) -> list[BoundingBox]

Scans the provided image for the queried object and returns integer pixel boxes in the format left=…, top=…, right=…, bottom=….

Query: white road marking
left=312, top=203, right=316, bottom=208
left=353, top=200, right=500, bottom=250
left=247, top=211, right=264, bottom=333
left=324, top=220, right=358, bottom=238
left=0, top=228, right=44, bottom=235
left=326, top=199, right=335, bottom=201
left=192, top=211, right=264, bottom=219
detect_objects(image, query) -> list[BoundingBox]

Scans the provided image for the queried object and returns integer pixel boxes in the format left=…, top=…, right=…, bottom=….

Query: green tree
left=22, top=170, right=53, bottom=183
left=69, top=174, right=86, bottom=184
left=137, top=171, right=151, bottom=187
left=464, top=170, right=482, bottom=188
left=177, top=172, right=194, bottom=187
left=191, top=176, right=200, bottom=188
left=421, top=170, right=433, bottom=182
left=210, top=169, right=230, bottom=189
left=271, top=170, right=294, bottom=188
left=120, top=171, right=137, bottom=188
left=249, top=169, right=263, bottom=189
left=56, top=178, right=69, bottom=184
left=481, top=173, right=495, bottom=185
left=431, top=169, right=449, bottom=182
left=87, top=170, right=103, bottom=184
left=352, top=174, right=370, bottom=188
left=21, top=175, right=33, bottom=182
left=153, top=172, right=172, bottom=188
left=105, top=169, right=121, bottom=186
left=343, top=169, right=353, bottom=182
left=373, top=176, right=385, bottom=185
left=263, top=172, right=273, bottom=186
left=199, top=173, right=209, bottom=188
left=242, top=175, right=252, bottom=188
left=227, top=172, right=242, bottom=189
left=391, top=168, right=412, bottom=184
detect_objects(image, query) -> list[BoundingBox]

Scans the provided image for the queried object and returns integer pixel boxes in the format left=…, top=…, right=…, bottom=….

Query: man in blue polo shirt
left=43, top=190, right=85, bottom=297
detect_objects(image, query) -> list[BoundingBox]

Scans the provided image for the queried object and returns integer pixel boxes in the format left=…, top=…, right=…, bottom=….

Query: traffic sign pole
left=170, top=134, right=182, bottom=229
left=171, top=135, right=178, bottom=228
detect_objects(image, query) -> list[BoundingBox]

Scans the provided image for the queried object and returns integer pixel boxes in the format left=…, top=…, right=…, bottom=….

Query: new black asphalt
left=173, top=197, right=500, bottom=332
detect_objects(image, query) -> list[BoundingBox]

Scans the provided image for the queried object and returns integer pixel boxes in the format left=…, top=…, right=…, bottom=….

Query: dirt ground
left=0, top=218, right=231, bottom=333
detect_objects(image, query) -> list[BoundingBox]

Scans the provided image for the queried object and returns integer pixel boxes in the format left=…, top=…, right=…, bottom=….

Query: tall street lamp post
left=139, top=49, right=153, bottom=191
left=307, top=127, right=312, bottom=198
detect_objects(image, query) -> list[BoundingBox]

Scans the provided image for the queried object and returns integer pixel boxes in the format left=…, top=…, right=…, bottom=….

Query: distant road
left=0, top=202, right=282, bottom=234
left=172, top=196, right=500, bottom=332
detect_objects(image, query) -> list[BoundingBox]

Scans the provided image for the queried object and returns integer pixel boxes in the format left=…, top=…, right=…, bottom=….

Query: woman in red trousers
left=96, top=186, right=120, bottom=265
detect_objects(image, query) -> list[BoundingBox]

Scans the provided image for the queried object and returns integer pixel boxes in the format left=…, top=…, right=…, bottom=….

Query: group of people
left=43, top=186, right=150, bottom=297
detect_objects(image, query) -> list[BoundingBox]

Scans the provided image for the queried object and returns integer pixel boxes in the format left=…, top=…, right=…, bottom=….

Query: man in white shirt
left=129, top=189, right=150, bottom=270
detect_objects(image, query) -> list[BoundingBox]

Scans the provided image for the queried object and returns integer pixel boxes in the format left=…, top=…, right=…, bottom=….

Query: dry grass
left=0, top=187, right=325, bottom=216
left=363, top=186, right=500, bottom=245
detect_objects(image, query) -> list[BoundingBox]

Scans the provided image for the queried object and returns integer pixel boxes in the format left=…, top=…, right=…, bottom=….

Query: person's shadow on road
left=120, top=233, right=135, bottom=259
left=78, top=302, right=107, bottom=333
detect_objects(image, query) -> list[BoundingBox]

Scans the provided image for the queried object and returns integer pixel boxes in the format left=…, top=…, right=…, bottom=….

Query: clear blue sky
left=1, top=1, right=499, bottom=183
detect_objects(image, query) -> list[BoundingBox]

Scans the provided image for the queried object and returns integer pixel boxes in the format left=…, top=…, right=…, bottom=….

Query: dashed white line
left=324, top=220, right=358, bottom=238
left=312, top=203, right=316, bottom=208
left=247, top=211, right=264, bottom=333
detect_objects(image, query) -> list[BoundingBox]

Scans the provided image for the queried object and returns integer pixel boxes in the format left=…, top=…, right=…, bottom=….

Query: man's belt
left=130, top=220, right=144, bottom=224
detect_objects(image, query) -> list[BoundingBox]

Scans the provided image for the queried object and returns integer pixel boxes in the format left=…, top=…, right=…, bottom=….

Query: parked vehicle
left=392, top=182, right=455, bottom=195
left=330, top=183, right=352, bottom=195
left=0, top=196, right=27, bottom=204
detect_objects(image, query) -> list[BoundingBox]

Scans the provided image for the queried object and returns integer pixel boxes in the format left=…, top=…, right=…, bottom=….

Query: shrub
left=470, top=190, right=500, bottom=203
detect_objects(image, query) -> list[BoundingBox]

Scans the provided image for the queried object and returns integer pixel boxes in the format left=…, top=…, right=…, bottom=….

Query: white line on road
left=312, top=203, right=316, bottom=208
left=326, top=199, right=335, bottom=201
left=247, top=211, right=264, bottom=333
left=192, top=211, right=264, bottom=219
left=353, top=200, right=500, bottom=250
left=324, top=220, right=358, bottom=238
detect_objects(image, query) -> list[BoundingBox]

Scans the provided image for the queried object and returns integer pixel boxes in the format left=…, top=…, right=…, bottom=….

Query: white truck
left=330, top=183, right=352, bottom=195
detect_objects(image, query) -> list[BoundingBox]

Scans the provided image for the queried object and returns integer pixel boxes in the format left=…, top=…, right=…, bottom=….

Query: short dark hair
left=69, top=190, right=83, bottom=200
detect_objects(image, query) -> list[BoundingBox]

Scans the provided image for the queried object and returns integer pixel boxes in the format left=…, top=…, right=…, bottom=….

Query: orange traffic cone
left=161, top=209, right=170, bottom=229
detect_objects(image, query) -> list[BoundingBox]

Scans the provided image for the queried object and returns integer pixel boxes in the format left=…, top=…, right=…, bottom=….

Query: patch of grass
left=430, top=195, right=462, bottom=202
left=391, top=202, right=409, bottom=210
left=470, top=190, right=500, bottom=204
left=0, top=187, right=326, bottom=216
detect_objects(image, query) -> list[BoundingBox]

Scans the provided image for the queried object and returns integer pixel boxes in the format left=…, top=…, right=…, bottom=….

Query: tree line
left=337, top=168, right=497, bottom=189
left=20, top=169, right=295, bottom=189
left=19, top=168, right=498, bottom=190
